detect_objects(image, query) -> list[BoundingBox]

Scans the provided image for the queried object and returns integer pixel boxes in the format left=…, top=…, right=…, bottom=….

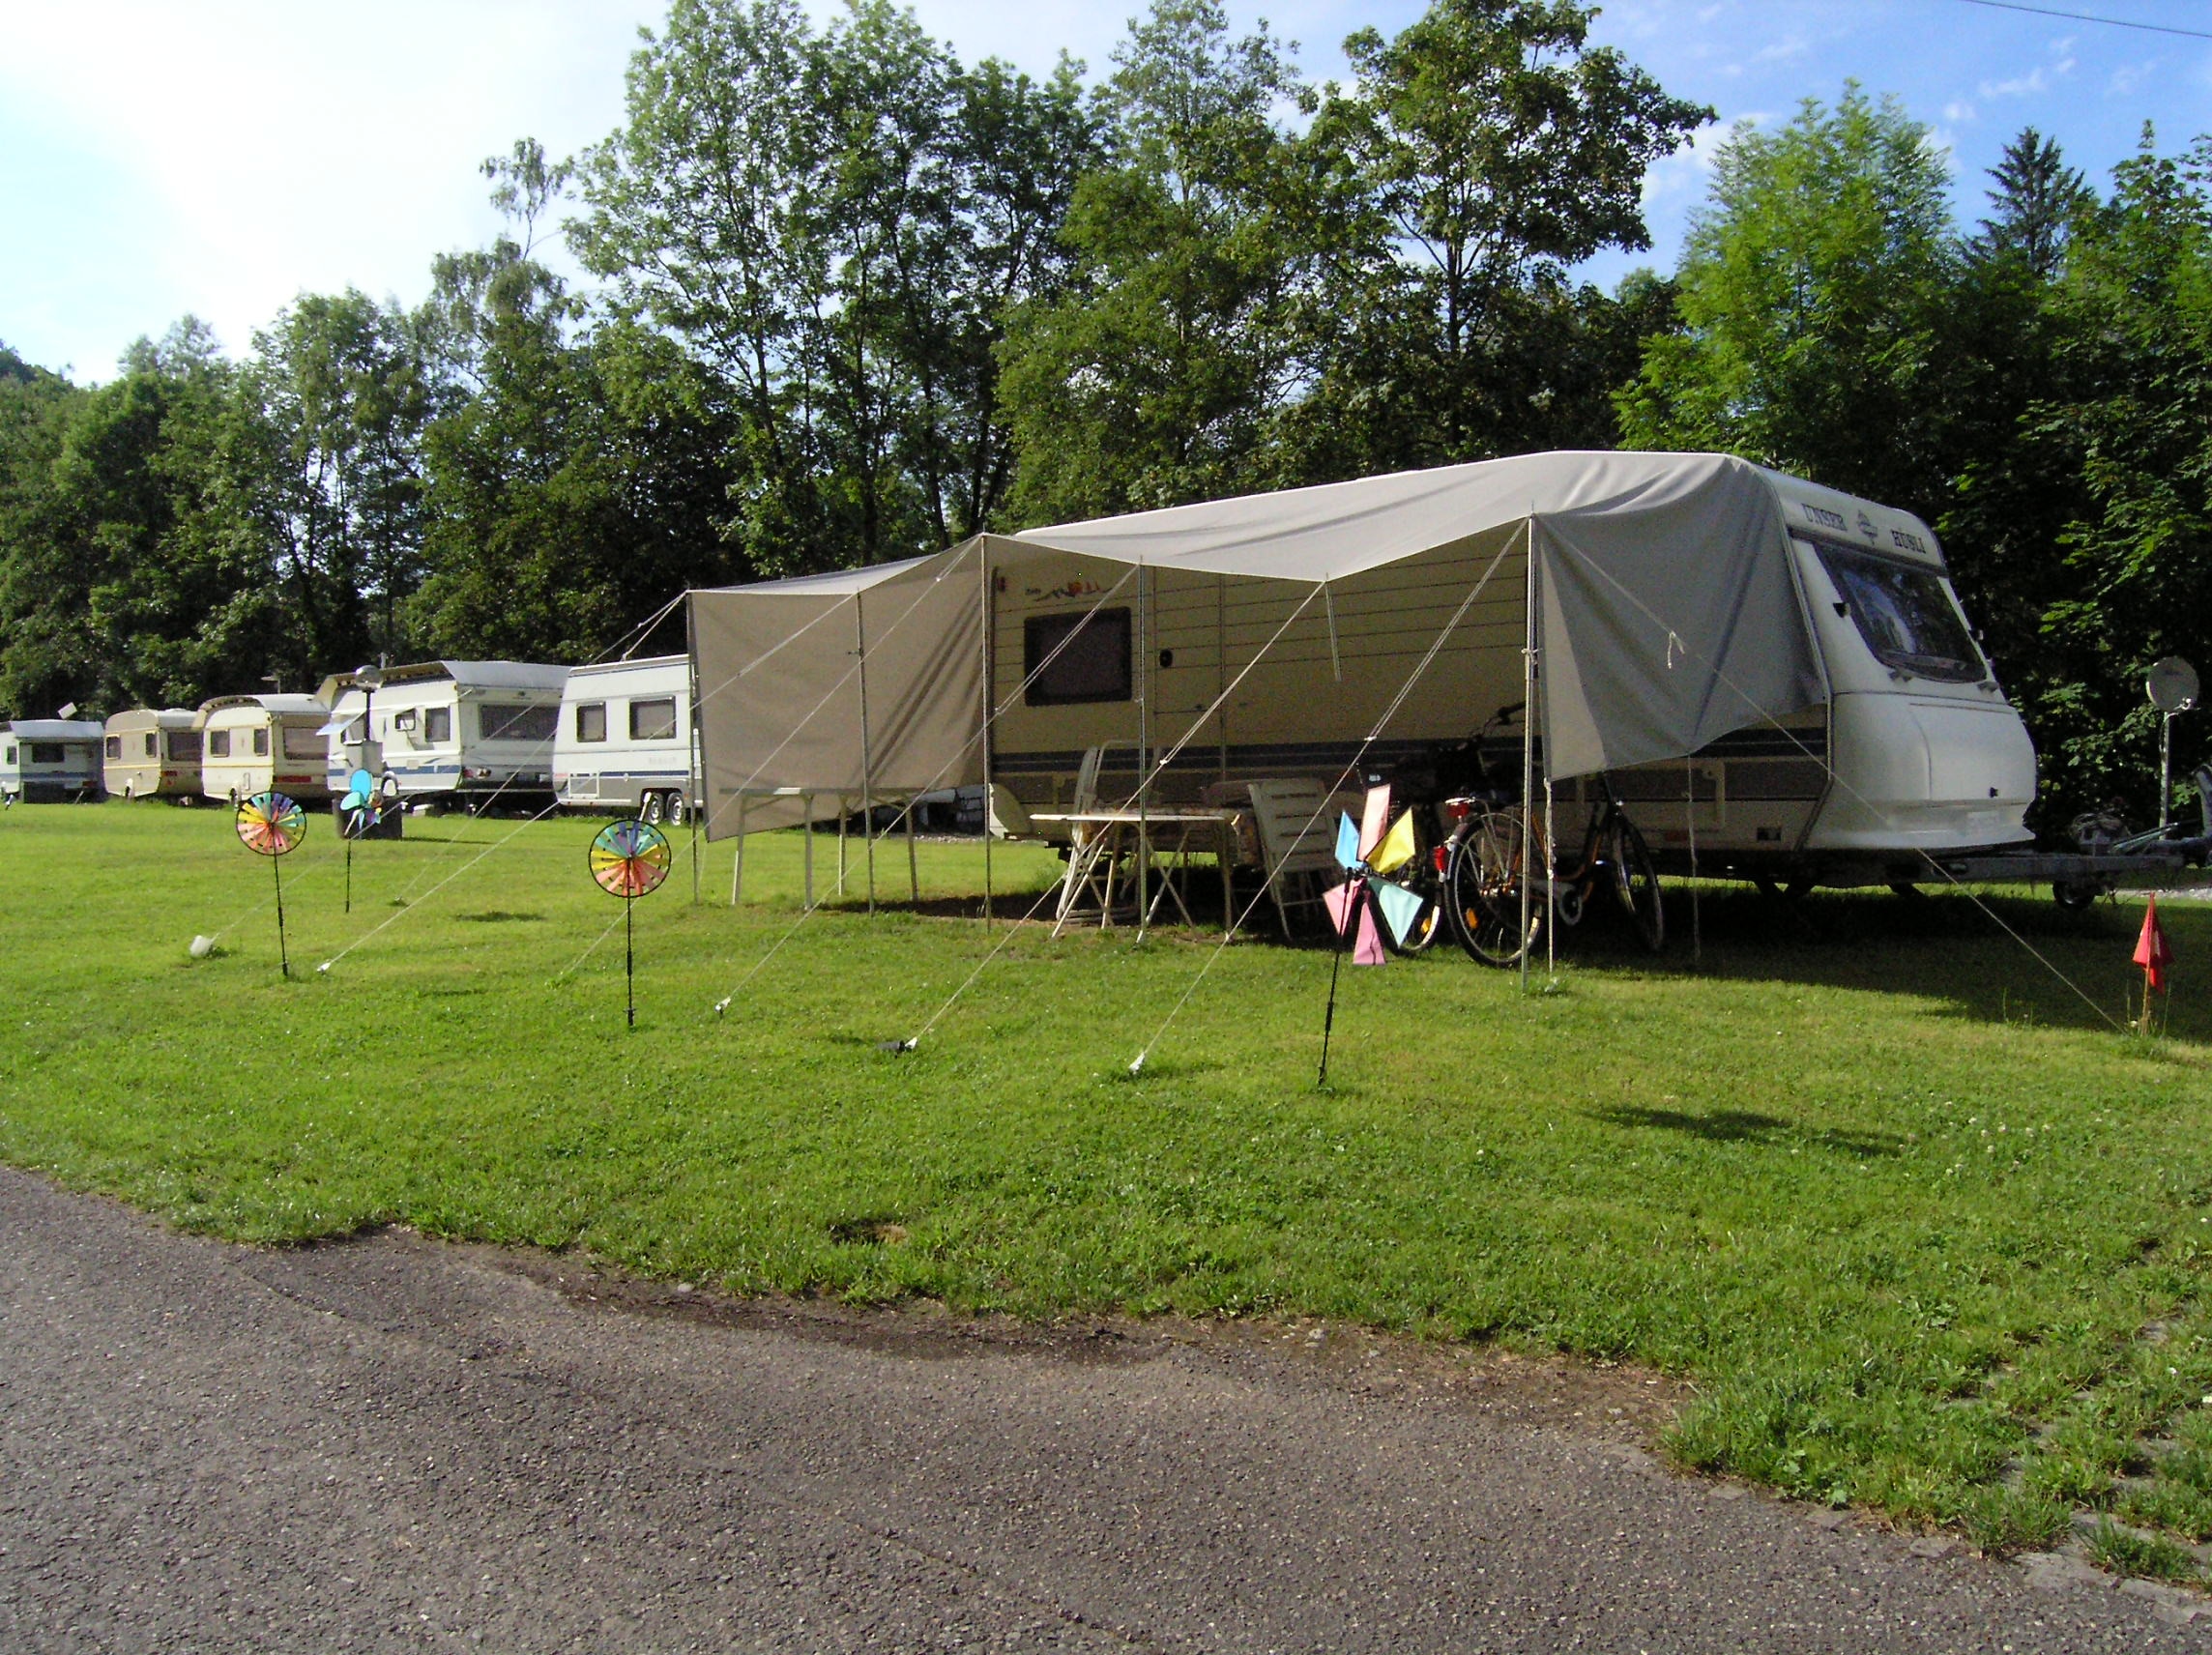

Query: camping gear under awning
left=687, top=452, right=1876, bottom=839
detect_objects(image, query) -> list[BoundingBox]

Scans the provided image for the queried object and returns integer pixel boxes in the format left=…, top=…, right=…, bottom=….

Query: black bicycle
left=1434, top=707, right=1665, bottom=967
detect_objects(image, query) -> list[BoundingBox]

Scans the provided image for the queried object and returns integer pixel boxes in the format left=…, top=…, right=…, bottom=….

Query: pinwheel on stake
left=589, top=818, right=672, bottom=1029
left=235, top=791, right=306, bottom=977
left=1316, top=784, right=1428, bottom=1085
left=337, top=768, right=379, bottom=913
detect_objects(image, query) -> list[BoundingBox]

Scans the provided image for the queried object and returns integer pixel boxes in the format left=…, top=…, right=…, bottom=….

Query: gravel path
left=0, top=1164, right=2203, bottom=1652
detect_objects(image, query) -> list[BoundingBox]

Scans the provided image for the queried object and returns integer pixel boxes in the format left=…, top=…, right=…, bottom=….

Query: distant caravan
left=553, top=655, right=699, bottom=825
left=195, top=696, right=332, bottom=806
left=318, top=661, right=568, bottom=814
left=2, top=720, right=105, bottom=803
left=103, top=708, right=202, bottom=802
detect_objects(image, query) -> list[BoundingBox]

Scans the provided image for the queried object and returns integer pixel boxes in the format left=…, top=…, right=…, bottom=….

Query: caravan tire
left=663, top=793, right=688, bottom=828
left=641, top=792, right=666, bottom=827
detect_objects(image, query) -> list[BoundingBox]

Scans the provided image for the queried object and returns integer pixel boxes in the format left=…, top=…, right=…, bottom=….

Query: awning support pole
left=979, top=538, right=994, bottom=930
left=686, top=595, right=702, bottom=906
left=730, top=793, right=749, bottom=906
left=1687, top=758, right=1702, bottom=965
left=906, top=798, right=919, bottom=904
left=803, top=793, right=815, bottom=909
left=1520, top=522, right=1538, bottom=997
left=837, top=798, right=848, bottom=897
left=1136, top=560, right=1150, bottom=933
left=857, top=595, right=877, bottom=916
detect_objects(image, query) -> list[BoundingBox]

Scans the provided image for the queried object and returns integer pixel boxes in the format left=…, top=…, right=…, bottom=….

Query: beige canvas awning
left=686, top=452, right=1901, bottom=839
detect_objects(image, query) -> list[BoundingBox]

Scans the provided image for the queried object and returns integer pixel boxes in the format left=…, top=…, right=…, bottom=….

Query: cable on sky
left=1941, top=0, right=2212, bottom=41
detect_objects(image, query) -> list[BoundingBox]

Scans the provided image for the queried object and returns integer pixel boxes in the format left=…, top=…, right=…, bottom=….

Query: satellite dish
left=2146, top=656, right=2199, bottom=713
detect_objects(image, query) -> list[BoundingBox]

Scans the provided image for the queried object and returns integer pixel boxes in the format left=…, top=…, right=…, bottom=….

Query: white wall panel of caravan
left=319, top=661, right=568, bottom=809
left=103, top=708, right=202, bottom=800
left=1, top=719, right=105, bottom=802
left=197, top=695, right=332, bottom=804
left=553, top=655, right=696, bottom=823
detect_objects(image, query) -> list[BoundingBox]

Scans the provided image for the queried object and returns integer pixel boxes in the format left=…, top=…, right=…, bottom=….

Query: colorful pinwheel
left=588, top=818, right=672, bottom=1028
left=1322, top=784, right=1427, bottom=964
left=590, top=819, right=672, bottom=899
left=236, top=791, right=306, bottom=857
left=234, top=791, right=306, bottom=977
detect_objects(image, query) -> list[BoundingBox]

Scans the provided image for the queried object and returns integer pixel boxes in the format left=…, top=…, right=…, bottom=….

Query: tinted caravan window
left=576, top=703, right=607, bottom=742
left=423, top=707, right=452, bottom=743
left=208, top=730, right=231, bottom=758
left=1814, top=542, right=1985, bottom=683
left=480, top=703, right=554, bottom=741
left=105, top=737, right=122, bottom=759
left=1024, top=608, right=1132, bottom=706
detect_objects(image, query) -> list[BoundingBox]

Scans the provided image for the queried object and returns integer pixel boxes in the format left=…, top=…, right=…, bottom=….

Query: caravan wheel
left=663, top=793, right=688, bottom=828
left=641, top=792, right=666, bottom=827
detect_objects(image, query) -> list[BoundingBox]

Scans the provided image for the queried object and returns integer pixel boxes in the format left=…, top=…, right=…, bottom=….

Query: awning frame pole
left=979, top=538, right=994, bottom=930
left=1136, top=560, right=1150, bottom=933
left=906, top=797, right=919, bottom=904
left=857, top=594, right=876, bottom=916
left=731, top=793, right=749, bottom=906
left=803, top=792, right=815, bottom=909
left=685, top=595, right=702, bottom=906
left=837, top=798, right=848, bottom=896
left=1520, top=520, right=1538, bottom=997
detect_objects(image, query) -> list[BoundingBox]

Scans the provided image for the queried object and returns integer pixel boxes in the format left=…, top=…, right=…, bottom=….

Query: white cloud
left=1944, top=101, right=1978, bottom=123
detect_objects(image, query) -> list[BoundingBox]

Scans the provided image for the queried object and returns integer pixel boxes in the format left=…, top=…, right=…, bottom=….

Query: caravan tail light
left=463, top=766, right=491, bottom=780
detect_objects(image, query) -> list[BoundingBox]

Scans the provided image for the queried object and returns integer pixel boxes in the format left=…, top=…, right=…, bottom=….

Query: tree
left=997, top=0, right=1313, bottom=523
left=1616, top=86, right=1956, bottom=507
left=1291, top=0, right=1706, bottom=475
left=0, top=323, right=278, bottom=718
left=238, top=291, right=431, bottom=678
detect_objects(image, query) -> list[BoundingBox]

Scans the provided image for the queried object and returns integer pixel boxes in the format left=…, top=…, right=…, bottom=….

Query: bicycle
left=1434, top=706, right=1666, bottom=967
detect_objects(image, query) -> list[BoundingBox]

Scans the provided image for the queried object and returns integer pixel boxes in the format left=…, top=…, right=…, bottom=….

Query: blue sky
left=3, top=0, right=2207, bottom=382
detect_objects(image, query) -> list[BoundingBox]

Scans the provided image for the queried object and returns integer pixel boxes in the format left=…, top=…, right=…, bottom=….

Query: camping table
left=1032, top=810, right=1240, bottom=939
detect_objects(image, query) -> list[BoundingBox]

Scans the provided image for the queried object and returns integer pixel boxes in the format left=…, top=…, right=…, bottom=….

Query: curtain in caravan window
left=480, top=703, right=554, bottom=741
left=629, top=698, right=679, bottom=740
left=424, top=707, right=452, bottom=742
left=208, top=730, right=231, bottom=758
left=251, top=728, right=269, bottom=756
left=576, top=704, right=607, bottom=741
left=281, top=723, right=325, bottom=759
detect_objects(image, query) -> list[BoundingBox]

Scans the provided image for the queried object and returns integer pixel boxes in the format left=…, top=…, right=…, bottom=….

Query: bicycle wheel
left=1607, top=813, right=1665, bottom=951
left=1447, top=810, right=1543, bottom=967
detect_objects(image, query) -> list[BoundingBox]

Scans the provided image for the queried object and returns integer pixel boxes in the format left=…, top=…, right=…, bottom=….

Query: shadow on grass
left=1553, top=884, right=2211, bottom=1042
left=1593, top=1104, right=1903, bottom=1158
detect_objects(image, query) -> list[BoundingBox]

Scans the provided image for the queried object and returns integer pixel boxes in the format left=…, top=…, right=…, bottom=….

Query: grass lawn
left=5, top=800, right=2212, bottom=1563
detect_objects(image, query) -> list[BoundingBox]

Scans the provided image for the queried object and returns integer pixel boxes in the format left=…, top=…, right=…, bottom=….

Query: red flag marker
left=2135, top=896, right=2175, bottom=1031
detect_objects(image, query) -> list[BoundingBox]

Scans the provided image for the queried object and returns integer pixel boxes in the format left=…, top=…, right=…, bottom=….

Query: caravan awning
left=689, top=452, right=1859, bottom=837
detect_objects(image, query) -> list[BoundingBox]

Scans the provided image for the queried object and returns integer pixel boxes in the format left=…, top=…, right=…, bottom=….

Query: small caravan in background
left=553, top=654, right=697, bottom=823
left=197, top=695, right=332, bottom=805
left=1, top=719, right=105, bottom=802
left=103, top=708, right=202, bottom=801
left=319, top=660, right=568, bottom=812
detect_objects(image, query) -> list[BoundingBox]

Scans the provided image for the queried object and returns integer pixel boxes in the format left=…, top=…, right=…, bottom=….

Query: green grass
left=4, top=801, right=2212, bottom=1553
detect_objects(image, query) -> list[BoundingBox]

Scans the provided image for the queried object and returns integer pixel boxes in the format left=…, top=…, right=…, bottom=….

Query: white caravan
left=1, top=719, right=105, bottom=802
left=318, top=661, right=568, bottom=811
left=553, top=654, right=697, bottom=824
left=197, top=695, right=333, bottom=804
left=103, top=708, right=202, bottom=800
left=688, top=452, right=2039, bottom=891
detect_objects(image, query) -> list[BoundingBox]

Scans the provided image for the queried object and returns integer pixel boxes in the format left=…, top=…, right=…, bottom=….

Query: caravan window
left=1024, top=608, right=1132, bottom=707
left=575, top=703, right=607, bottom=742
left=1814, top=543, right=1985, bottom=683
left=629, top=698, right=679, bottom=740
left=169, top=731, right=201, bottom=762
left=480, top=703, right=555, bottom=742
left=423, top=707, right=452, bottom=743
left=208, top=729, right=231, bottom=758
left=30, top=743, right=63, bottom=764
left=282, top=724, right=323, bottom=759
left=251, top=728, right=269, bottom=757
left=143, top=733, right=159, bottom=757
left=393, top=709, right=418, bottom=733
left=105, top=736, right=123, bottom=760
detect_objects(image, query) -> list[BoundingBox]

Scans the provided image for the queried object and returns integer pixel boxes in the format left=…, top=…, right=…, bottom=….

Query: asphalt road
left=1, top=1165, right=2205, bottom=1653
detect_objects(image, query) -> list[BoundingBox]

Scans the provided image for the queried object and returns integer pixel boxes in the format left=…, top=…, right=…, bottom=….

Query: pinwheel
left=589, top=818, right=673, bottom=1029
left=1316, top=784, right=1426, bottom=1085
left=235, top=791, right=306, bottom=977
left=337, top=768, right=379, bottom=913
